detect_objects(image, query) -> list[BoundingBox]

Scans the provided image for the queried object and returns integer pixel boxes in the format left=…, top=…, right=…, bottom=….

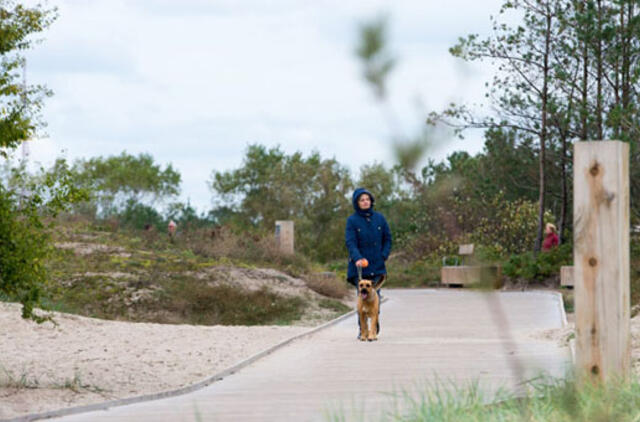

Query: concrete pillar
left=275, top=220, right=294, bottom=255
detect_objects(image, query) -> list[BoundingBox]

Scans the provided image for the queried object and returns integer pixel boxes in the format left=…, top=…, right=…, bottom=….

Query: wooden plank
left=560, top=266, right=574, bottom=287
left=47, top=291, right=570, bottom=422
left=574, top=141, right=630, bottom=384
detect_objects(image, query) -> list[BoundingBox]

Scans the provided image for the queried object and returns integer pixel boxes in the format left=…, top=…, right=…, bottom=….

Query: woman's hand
left=355, top=258, right=369, bottom=268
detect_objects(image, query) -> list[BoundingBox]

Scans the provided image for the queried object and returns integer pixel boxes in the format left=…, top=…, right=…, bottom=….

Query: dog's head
left=358, top=279, right=375, bottom=301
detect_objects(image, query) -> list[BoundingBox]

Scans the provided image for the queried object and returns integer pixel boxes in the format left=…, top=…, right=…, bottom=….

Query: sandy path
left=0, top=302, right=311, bottom=420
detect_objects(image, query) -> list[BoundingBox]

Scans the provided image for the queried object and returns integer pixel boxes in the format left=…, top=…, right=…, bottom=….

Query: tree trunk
left=580, top=0, right=589, bottom=141
left=596, top=0, right=604, bottom=140
left=535, top=7, right=553, bottom=253
left=621, top=1, right=633, bottom=139
left=559, top=130, right=569, bottom=244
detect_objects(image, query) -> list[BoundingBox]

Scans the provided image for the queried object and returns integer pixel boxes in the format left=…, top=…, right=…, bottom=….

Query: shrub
left=118, top=200, right=165, bottom=231
left=470, top=193, right=554, bottom=255
left=0, top=161, right=87, bottom=321
left=178, top=226, right=313, bottom=276
left=386, top=258, right=440, bottom=287
left=0, top=187, right=50, bottom=321
left=503, top=243, right=572, bottom=283
left=163, top=282, right=305, bottom=326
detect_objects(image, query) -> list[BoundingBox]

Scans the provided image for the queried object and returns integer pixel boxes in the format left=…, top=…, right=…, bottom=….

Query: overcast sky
left=21, top=0, right=505, bottom=212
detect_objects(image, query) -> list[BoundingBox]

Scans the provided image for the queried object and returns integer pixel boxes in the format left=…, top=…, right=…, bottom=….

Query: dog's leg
left=368, top=299, right=380, bottom=341
left=368, top=313, right=379, bottom=341
left=358, top=311, right=368, bottom=341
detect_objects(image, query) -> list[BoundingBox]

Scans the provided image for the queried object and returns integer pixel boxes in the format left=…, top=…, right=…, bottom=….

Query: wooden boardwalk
left=50, top=289, right=571, bottom=422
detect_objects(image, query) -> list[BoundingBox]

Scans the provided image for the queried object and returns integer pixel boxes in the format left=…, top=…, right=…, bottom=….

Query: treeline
left=210, top=141, right=554, bottom=263
left=3, top=141, right=560, bottom=266
left=4, top=0, right=640, bottom=319
left=427, top=0, right=640, bottom=250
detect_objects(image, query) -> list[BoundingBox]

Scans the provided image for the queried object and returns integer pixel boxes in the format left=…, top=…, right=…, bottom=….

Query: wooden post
left=275, top=220, right=294, bottom=255
left=574, top=141, right=630, bottom=384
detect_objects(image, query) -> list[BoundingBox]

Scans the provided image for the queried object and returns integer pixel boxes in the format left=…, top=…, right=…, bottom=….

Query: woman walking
left=345, top=188, right=392, bottom=336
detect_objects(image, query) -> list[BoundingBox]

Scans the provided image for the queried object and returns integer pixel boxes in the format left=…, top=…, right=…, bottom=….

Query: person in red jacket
left=542, top=223, right=559, bottom=251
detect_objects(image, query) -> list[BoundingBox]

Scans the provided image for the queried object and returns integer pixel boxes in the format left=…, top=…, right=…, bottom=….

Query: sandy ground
left=5, top=294, right=640, bottom=420
left=1, top=240, right=353, bottom=420
left=533, top=312, right=640, bottom=375
left=0, top=302, right=319, bottom=420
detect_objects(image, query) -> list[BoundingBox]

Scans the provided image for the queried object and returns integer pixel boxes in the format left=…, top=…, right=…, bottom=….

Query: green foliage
left=165, top=200, right=216, bottom=230
left=357, top=162, right=397, bottom=210
left=469, top=193, right=551, bottom=256
left=385, top=258, right=440, bottom=288
left=355, top=15, right=395, bottom=100
left=318, top=298, right=351, bottom=314
left=0, top=186, right=48, bottom=321
left=118, top=199, right=165, bottom=231
left=71, top=152, right=181, bottom=216
left=211, top=144, right=353, bottom=261
left=164, top=283, right=305, bottom=326
left=503, top=243, right=572, bottom=282
left=0, top=159, right=87, bottom=321
left=433, top=0, right=640, bottom=245
left=0, top=1, right=56, bottom=155
left=41, top=220, right=345, bottom=326
left=0, top=2, right=91, bottom=321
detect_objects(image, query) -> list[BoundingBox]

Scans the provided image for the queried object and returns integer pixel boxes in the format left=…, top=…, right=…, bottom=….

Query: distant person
left=168, top=220, right=177, bottom=239
left=345, top=188, right=392, bottom=337
left=542, top=223, right=559, bottom=251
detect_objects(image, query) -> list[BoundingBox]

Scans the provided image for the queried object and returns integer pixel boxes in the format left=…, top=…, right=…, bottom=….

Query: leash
left=357, top=263, right=362, bottom=282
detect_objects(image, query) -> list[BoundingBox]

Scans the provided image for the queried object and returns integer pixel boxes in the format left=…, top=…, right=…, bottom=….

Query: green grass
left=328, top=376, right=640, bottom=421
left=385, top=260, right=441, bottom=288
left=161, top=282, right=306, bottom=326
left=318, top=299, right=351, bottom=314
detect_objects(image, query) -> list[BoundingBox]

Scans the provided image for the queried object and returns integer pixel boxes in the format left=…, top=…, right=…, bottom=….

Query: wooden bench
left=441, top=244, right=503, bottom=288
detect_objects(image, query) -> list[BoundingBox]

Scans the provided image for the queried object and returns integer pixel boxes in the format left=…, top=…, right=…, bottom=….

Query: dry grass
left=38, top=219, right=351, bottom=326
left=304, top=273, right=350, bottom=299
left=170, top=226, right=313, bottom=277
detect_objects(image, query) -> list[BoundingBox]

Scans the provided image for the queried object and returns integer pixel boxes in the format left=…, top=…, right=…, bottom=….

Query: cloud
left=20, top=0, right=501, bottom=212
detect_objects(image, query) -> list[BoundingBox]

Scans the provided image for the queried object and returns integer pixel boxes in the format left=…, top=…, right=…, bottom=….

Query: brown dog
left=357, top=279, right=382, bottom=341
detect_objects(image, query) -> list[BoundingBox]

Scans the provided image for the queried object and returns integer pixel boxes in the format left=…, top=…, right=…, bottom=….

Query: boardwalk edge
left=3, top=300, right=379, bottom=422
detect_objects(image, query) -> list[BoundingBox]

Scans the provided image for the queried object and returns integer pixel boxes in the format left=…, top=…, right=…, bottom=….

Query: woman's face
left=358, top=194, right=371, bottom=210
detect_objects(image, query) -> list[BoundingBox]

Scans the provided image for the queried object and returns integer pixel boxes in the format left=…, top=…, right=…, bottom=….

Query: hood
left=352, top=188, right=375, bottom=215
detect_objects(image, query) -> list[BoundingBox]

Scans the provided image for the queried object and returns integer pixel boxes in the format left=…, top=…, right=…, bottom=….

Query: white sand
left=0, top=302, right=312, bottom=419
left=10, top=295, right=640, bottom=420
left=533, top=312, right=640, bottom=376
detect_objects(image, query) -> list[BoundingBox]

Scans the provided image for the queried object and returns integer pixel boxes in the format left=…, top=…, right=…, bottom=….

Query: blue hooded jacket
left=345, top=188, right=392, bottom=284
